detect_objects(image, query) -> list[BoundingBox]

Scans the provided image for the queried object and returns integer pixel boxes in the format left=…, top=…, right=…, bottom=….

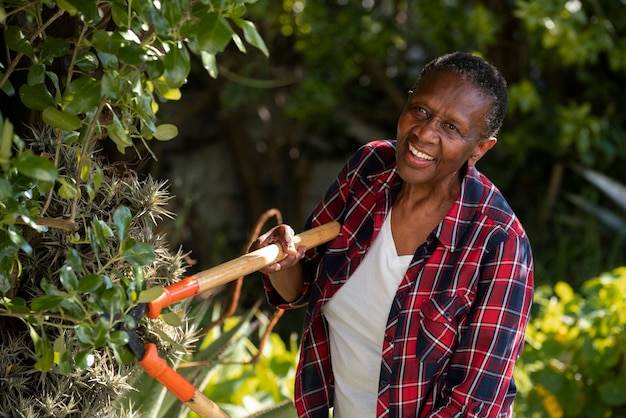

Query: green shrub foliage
left=515, top=266, right=626, bottom=418
left=0, top=0, right=267, bottom=415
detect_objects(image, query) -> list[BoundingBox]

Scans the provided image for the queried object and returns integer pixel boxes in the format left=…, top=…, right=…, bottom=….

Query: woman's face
left=395, top=71, right=497, bottom=190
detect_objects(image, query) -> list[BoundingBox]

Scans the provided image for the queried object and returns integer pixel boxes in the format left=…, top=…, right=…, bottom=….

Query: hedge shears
left=121, top=221, right=340, bottom=418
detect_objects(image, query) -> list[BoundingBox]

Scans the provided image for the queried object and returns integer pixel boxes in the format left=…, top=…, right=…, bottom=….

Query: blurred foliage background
left=1, top=0, right=626, bottom=417
left=147, top=0, right=626, bottom=290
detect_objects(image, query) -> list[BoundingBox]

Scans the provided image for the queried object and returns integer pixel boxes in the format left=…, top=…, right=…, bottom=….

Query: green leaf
left=27, top=64, right=46, bottom=85
left=92, top=219, right=113, bottom=250
left=88, top=226, right=100, bottom=260
left=0, top=74, right=15, bottom=96
left=137, top=286, right=164, bottom=303
left=60, top=298, right=83, bottom=317
left=97, top=51, right=119, bottom=69
left=42, top=106, right=82, bottom=131
left=0, top=178, right=11, bottom=199
left=162, top=0, right=185, bottom=27
left=75, top=348, right=93, bottom=368
left=66, top=0, right=101, bottom=25
left=134, top=94, right=156, bottom=131
left=66, top=248, right=83, bottom=273
left=194, top=13, right=235, bottom=54
left=77, top=273, right=105, bottom=293
left=34, top=333, right=54, bottom=372
left=19, top=83, right=56, bottom=111
left=75, top=323, right=94, bottom=345
left=230, top=3, right=247, bottom=18
left=12, top=152, right=58, bottom=182
left=93, top=165, right=104, bottom=190
left=201, top=51, right=218, bottom=78
left=93, top=316, right=110, bottom=347
left=4, top=26, right=33, bottom=57
left=61, top=76, right=101, bottom=115
left=58, top=347, right=72, bottom=374
left=8, top=227, right=32, bottom=254
left=53, top=336, right=66, bottom=354
left=160, top=311, right=182, bottom=327
left=113, top=205, right=132, bottom=242
left=118, top=43, right=147, bottom=66
left=4, top=296, right=30, bottom=313
left=59, top=179, right=78, bottom=199
left=232, top=17, right=269, bottom=57
left=60, top=265, right=79, bottom=292
left=107, top=113, right=132, bottom=153
left=90, top=30, right=123, bottom=54
left=31, top=294, right=64, bottom=311
left=41, top=37, right=70, bottom=64
left=40, top=278, right=62, bottom=297
left=56, top=0, right=78, bottom=16
left=102, top=69, right=123, bottom=99
left=75, top=50, right=99, bottom=71
left=0, top=116, right=14, bottom=165
left=145, top=58, right=164, bottom=80
left=100, top=287, right=125, bottom=316
left=161, top=42, right=191, bottom=89
left=109, top=330, right=130, bottom=346
left=124, top=242, right=156, bottom=267
left=154, top=124, right=178, bottom=141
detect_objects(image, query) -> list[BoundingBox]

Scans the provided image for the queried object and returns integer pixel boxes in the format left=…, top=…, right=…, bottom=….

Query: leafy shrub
left=0, top=0, right=269, bottom=415
left=514, top=266, right=626, bottom=418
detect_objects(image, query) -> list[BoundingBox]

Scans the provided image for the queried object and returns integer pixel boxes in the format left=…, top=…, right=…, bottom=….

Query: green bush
left=0, top=1, right=269, bottom=415
left=515, top=266, right=626, bottom=418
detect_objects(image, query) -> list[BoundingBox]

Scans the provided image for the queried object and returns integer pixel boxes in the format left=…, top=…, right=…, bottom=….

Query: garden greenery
left=0, top=0, right=268, bottom=415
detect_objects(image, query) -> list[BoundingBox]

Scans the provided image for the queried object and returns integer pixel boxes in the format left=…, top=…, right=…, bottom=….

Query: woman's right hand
left=249, top=224, right=308, bottom=274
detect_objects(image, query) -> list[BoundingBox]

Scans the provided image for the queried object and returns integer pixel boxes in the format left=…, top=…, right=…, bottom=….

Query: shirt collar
left=434, top=165, right=484, bottom=252
left=365, top=161, right=484, bottom=253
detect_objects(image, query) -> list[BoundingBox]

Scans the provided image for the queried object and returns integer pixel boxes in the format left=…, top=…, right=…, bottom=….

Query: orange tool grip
left=139, top=343, right=195, bottom=402
left=147, top=277, right=199, bottom=319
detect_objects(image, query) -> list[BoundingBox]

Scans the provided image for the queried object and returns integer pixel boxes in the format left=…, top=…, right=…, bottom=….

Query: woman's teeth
left=408, top=144, right=434, bottom=160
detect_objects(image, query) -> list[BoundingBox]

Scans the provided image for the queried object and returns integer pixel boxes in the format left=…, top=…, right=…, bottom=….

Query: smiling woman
left=250, top=51, right=534, bottom=418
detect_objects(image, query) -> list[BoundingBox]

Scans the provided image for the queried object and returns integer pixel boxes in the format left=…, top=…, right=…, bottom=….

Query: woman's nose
left=414, top=118, right=439, bottom=143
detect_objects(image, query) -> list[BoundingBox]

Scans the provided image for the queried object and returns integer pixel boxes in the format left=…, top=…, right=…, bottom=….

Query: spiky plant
left=0, top=126, right=197, bottom=417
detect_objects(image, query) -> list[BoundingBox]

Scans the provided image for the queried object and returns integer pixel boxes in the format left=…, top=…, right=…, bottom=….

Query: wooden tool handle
left=196, top=221, right=341, bottom=292
left=147, top=221, right=340, bottom=318
left=185, top=389, right=230, bottom=418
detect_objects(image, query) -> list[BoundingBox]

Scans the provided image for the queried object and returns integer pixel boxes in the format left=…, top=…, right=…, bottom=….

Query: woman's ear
left=468, top=137, right=497, bottom=167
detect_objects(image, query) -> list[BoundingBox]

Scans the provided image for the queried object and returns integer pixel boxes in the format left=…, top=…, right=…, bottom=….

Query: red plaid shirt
left=264, top=140, right=534, bottom=418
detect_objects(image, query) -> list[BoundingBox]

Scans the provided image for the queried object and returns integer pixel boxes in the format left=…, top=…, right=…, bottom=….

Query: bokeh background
left=145, top=0, right=626, bottom=326
left=1, top=1, right=625, bottom=416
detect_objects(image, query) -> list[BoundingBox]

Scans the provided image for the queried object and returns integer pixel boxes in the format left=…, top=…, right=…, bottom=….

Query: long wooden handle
left=147, top=222, right=340, bottom=318
left=197, top=221, right=341, bottom=292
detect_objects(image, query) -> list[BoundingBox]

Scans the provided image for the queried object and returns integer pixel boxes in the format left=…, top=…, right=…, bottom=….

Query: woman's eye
left=444, top=122, right=458, bottom=132
left=412, top=106, right=428, bottom=117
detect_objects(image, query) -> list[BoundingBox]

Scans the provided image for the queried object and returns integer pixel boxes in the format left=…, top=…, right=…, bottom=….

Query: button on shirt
left=263, top=140, right=534, bottom=418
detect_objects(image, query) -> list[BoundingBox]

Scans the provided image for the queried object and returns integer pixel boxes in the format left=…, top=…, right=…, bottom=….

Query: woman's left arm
left=429, top=234, right=534, bottom=417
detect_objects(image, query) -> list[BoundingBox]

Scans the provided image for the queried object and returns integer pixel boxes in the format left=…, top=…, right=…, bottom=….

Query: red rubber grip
left=139, top=343, right=195, bottom=402
left=147, top=277, right=199, bottom=319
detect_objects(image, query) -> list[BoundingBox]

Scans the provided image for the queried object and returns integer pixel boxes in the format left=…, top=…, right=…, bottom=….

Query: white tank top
left=321, top=211, right=412, bottom=418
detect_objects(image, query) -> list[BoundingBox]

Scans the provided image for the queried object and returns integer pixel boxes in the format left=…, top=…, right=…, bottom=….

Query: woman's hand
left=249, top=224, right=307, bottom=274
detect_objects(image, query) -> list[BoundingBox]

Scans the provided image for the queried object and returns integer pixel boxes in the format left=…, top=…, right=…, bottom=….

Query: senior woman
left=252, top=51, right=534, bottom=418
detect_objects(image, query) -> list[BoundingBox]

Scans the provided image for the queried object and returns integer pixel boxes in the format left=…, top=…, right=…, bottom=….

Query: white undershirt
left=321, top=211, right=413, bottom=418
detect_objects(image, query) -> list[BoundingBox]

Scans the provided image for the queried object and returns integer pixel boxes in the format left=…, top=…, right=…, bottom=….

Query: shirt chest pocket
left=414, top=294, right=472, bottom=366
